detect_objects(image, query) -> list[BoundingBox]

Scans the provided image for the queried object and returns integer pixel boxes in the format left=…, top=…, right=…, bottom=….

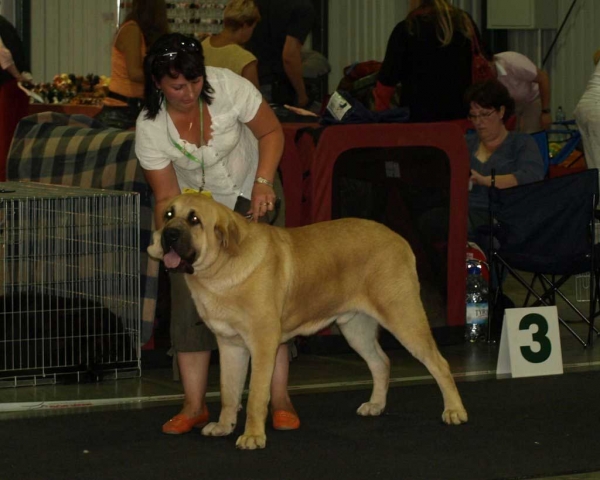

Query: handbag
left=95, top=104, right=140, bottom=130
left=470, top=24, right=495, bottom=84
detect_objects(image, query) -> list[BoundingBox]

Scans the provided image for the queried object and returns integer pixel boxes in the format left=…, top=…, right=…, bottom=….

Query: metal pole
left=542, top=0, right=578, bottom=68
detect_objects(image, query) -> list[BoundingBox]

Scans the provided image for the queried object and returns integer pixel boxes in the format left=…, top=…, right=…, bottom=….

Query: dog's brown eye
left=188, top=212, right=202, bottom=226
left=165, top=209, right=174, bottom=220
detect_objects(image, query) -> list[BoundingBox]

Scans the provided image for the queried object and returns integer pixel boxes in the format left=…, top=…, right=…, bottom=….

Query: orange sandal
left=272, top=410, right=300, bottom=431
left=162, top=409, right=210, bottom=435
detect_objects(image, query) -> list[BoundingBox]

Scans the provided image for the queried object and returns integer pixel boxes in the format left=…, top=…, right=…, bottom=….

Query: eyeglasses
left=152, top=38, right=200, bottom=66
left=467, top=110, right=496, bottom=121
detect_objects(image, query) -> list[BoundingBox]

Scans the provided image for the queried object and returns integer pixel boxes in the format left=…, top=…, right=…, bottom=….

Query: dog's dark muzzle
left=161, top=226, right=196, bottom=274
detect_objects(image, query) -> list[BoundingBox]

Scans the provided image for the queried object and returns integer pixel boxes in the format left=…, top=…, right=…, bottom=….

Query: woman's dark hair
left=126, top=0, right=169, bottom=48
left=143, top=33, right=214, bottom=119
left=464, top=79, right=515, bottom=122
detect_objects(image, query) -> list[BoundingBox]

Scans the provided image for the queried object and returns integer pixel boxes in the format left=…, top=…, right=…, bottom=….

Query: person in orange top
left=96, top=0, right=168, bottom=129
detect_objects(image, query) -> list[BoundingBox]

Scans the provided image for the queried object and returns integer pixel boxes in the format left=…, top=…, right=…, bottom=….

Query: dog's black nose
left=163, top=227, right=180, bottom=246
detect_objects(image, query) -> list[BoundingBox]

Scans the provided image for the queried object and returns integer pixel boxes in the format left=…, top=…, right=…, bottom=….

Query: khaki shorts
left=169, top=273, right=218, bottom=352
left=169, top=176, right=286, bottom=353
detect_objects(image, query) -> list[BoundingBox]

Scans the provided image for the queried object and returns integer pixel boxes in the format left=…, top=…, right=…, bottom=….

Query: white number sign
left=496, top=306, right=563, bottom=378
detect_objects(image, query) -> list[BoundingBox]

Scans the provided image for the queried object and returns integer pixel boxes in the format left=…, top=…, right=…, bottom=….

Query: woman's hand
left=249, top=182, right=277, bottom=222
left=470, top=169, right=490, bottom=187
left=18, top=71, right=33, bottom=85
left=470, top=170, right=519, bottom=189
left=245, top=100, right=284, bottom=222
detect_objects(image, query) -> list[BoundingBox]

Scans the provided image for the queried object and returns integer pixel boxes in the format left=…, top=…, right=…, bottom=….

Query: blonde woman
left=374, top=0, right=481, bottom=121
left=201, top=0, right=261, bottom=88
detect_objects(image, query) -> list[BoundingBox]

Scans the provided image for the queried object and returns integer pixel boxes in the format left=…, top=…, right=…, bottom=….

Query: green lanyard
left=167, top=97, right=206, bottom=190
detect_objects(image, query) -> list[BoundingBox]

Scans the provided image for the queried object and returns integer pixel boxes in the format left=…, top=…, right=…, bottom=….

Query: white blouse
left=135, top=66, right=263, bottom=210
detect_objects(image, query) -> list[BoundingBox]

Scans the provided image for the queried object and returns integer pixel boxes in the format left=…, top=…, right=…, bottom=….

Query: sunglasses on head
left=152, top=38, right=200, bottom=65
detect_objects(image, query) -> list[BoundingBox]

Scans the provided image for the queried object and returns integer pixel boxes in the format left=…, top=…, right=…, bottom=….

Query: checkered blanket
left=6, top=112, right=158, bottom=345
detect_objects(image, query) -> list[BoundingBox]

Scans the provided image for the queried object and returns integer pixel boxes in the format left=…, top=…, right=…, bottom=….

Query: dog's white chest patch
left=205, top=319, right=239, bottom=338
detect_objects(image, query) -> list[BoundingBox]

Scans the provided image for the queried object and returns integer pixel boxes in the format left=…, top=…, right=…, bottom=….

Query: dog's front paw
left=236, top=433, right=267, bottom=450
left=201, top=421, right=235, bottom=437
left=356, top=402, right=385, bottom=416
left=442, top=408, right=468, bottom=425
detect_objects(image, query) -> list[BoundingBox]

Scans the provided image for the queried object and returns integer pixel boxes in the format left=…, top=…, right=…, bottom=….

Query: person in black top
left=245, top=0, right=315, bottom=107
left=374, top=0, right=480, bottom=122
left=0, top=14, right=30, bottom=180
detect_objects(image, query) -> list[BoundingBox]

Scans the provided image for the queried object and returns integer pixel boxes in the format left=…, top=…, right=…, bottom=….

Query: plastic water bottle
left=552, top=106, right=568, bottom=143
left=465, top=261, right=489, bottom=343
left=555, top=106, right=566, bottom=123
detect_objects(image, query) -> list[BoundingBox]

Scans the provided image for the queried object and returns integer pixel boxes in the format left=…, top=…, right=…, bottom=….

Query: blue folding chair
left=530, top=130, right=550, bottom=176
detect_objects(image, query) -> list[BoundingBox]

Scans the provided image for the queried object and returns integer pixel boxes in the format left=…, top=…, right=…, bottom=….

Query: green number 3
left=519, top=313, right=551, bottom=363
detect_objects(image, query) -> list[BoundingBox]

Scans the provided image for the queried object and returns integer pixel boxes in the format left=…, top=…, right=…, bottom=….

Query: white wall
left=0, top=0, right=16, bottom=25
left=327, top=0, right=408, bottom=90
left=30, top=0, right=117, bottom=83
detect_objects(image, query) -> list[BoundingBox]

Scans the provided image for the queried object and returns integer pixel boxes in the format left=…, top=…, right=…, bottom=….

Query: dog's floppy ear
left=214, top=218, right=240, bottom=256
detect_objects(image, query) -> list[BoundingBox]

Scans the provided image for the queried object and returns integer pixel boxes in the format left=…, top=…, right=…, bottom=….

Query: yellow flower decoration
left=182, top=188, right=212, bottom=199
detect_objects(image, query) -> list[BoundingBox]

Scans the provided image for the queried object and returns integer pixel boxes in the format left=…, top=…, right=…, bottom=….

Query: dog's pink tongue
left=163, top=248, right=182, bottom=269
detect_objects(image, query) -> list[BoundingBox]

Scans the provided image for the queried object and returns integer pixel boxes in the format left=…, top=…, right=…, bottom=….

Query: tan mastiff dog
left=148, top=193, right=468, bottom=450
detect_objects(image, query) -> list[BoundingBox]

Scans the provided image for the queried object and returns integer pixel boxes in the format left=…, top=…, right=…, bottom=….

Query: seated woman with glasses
left=465, top=79, right=545, bottom=236
left=135, top=33, right=300, bottom=435
left=415, top=80, right=543, bottom=294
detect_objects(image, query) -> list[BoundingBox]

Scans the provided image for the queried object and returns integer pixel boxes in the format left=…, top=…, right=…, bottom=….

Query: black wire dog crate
left=0, top=182, right=141, bottom=387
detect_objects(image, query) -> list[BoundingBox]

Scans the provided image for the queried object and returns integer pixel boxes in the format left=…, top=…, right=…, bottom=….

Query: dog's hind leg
left=376, top=297, right=468, bottom=425
left=202, top=340, right=249, bottom=438
left=337, top=313, right=390, bottom=416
